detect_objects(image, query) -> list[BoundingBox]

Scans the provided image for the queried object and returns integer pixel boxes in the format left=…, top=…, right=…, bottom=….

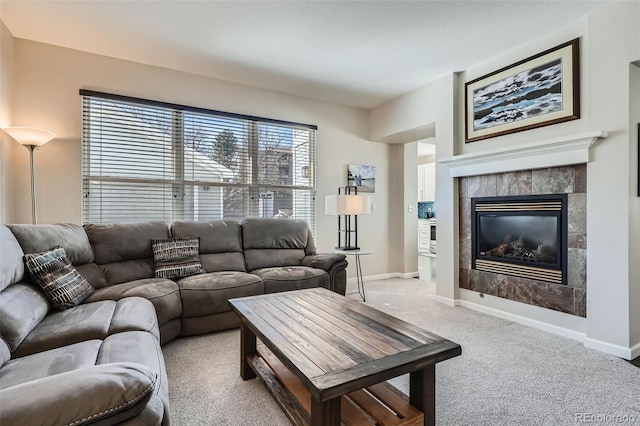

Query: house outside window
left=81, top=91, right=317, bottom=234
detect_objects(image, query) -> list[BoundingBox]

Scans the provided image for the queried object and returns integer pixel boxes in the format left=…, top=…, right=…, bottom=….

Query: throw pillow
left=152, top=237, right=206, bottom=279
left=23, top=246, right=95, bottom=311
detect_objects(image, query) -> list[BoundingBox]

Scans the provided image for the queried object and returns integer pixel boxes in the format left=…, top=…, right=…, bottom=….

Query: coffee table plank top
left=229, top=287, right=461, bottom=402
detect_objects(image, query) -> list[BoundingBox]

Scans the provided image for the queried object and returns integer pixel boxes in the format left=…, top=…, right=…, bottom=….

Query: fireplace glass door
left=472, top=194, right=567, bottom=284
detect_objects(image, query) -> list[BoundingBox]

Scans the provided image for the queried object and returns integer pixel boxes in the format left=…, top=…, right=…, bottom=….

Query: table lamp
left=325, top=186, right=371, bottom=250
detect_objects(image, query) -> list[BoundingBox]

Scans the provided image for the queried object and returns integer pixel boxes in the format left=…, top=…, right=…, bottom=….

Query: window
left=81, top=91, right=317, bottom=233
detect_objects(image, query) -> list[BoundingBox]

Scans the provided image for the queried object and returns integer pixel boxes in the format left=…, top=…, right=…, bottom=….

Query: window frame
left=80, top=90, right=317, bottom=233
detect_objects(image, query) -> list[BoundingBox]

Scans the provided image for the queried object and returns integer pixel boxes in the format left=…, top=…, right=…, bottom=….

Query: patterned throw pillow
left=24, top=246, right=95, bottom=311
left=152, top=237, right=206, bottom=279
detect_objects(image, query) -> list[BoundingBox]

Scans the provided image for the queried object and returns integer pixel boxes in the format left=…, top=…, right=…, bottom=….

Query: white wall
left=0, top=21, right=15, bottom=223
left=403, top=141, right=418, bottom=274
left=455, top=18, right=588, bottom=156
left=583, top=2, right=639, bottom=356
left=368, top=2, right=640, bottom=357
left=8, top=38, right=392, bottom=278
left=630, top=63, right=640, bottom=350
left=369, top=73, right=458, bottom=299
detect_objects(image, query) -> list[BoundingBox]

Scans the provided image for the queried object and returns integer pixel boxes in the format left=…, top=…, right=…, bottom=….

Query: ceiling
left=1, top=0, right=607, bottom=109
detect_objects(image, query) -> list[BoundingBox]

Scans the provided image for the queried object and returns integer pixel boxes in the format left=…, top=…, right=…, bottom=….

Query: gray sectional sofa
left=0, top=218, right=347, bottom=426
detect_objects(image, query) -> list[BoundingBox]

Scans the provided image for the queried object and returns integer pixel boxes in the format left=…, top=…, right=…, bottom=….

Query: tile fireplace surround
left=442, top=131, right=608, bottom=318
left=458, top=166, right=586, bottom=316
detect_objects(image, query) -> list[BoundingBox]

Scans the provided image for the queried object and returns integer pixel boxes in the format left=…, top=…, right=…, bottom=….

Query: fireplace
left=471, top=194, right=568, bottom=285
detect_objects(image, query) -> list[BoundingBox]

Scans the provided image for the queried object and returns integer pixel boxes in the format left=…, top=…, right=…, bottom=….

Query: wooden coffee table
left=229, top=288, right=461, bottom=426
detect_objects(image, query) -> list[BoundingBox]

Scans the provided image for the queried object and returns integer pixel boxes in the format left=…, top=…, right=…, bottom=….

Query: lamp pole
left=26, top=144, right=38, bottom=224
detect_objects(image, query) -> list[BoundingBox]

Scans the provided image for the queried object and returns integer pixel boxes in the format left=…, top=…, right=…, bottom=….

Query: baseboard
left=583, top=338, right=637, bottom=360
left=454, top=298, right=587, bottom=343
left=433, top=295, right=457, bottom=306
left=347, top=272, right=418, bottom=284
left=438, top=295, right=638, bottom=360
left=632, top=342, right=640, bottom=360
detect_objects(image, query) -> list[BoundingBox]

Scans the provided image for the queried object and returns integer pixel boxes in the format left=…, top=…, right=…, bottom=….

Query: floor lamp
left=325, top=186, right=371, bottom=250
left=3, top=127, right=56, bottom=224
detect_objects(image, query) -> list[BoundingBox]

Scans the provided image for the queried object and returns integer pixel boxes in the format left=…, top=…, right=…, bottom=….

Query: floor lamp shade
left=3, top=127, right=56, bottom=147
left=3, top=127, right=56, bottom=224
left=325, top=189, right=371, bottom=250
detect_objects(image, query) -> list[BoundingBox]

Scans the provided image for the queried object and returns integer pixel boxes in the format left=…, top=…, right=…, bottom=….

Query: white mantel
left=440, top=130, right=608, bottom=177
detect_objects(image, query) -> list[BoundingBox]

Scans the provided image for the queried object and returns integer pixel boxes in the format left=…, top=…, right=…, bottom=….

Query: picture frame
left=347, top=164, right=375, bottom=193
left=465, top=38, right=580, bottom=143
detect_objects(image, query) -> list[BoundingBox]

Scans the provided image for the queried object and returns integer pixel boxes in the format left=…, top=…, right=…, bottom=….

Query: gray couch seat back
left=171, top=220, right=246, bottom=272
left=242, top=218, right=313, bottom=271
left=6, top=223, right=106, bottom=288
left=84, top=222, right=169, bottom=286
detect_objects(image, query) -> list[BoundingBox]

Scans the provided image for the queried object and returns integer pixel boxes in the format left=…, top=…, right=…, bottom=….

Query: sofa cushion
left=251, top=266, right=329, bottom=294
left=85, top=222, right=170, bottom=285
left=97, top=331, right=170, bottom=423
left=242, top=218, right=311, bottom=270
left=0, top=340, right=10, bottom=369
left=107, top=297, right=160, bottom=341
left=85, top=222, right=169, bottom=264
left=24, top=246, right=95, bottom=311
left=0, top=362, right=158, bottom=426
left=172, top=220, right=246, bottom=273
left=85, top=279, right=182, bottom=327
left=0, top=225, right=24, bottom=291
left=12, top=298, right=160, bottom=358
left=12, top=300, right=115, bottom=357
left=0, top=340, right=102, bottom=389
left=244, top=248, right=306, bottom=271
left=75, top=262, right=109, bottom=289
left=98, top=258, right=156, bottom=286
left=178, top=272, right=263, bottom=318
left=152, top=237, right=205, bottom=279
left=7, top=223, right=94, bottom=265
left=171, top=220, right=243, bottom=253
left=199, top=252, right=247, bottom=273
left=242, top=218, right=309, bottom=250
left=0, top=283, right=49, bottom=352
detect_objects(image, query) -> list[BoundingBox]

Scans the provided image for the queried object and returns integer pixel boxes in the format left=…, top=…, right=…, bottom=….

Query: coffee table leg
left=410, top=364, right=436, bottom=426
left=311, top=397, right=341, bottom=426
left=240, top=322, right=256, bottom=380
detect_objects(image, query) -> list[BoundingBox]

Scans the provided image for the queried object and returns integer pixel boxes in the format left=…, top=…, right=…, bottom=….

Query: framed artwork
left=347, top=164, right=375, bottom=193
left=465, top=38, right=580, bottom=143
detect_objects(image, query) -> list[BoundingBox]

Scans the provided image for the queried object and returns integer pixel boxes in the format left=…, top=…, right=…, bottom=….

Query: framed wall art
left=465, top=38, right=580, bottom=143
left=347, top=164, right=375, bottom=193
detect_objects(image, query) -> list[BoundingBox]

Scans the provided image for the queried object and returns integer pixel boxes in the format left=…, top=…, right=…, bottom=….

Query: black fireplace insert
left=471, top=194, right=567, bottom=284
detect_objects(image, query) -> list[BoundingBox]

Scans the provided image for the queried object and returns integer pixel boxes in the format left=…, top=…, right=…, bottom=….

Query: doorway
left=417, top=141, right=436, bottom=282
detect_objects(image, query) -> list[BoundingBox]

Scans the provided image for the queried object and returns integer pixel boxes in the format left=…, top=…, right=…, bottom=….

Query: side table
left=333, top=249, right=373, bottom=301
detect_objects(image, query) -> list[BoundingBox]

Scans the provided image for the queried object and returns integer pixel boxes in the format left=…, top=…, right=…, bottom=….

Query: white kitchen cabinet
left=418, top=219, right=431, bottom=253
left=417, top=163, right=436, bottom=201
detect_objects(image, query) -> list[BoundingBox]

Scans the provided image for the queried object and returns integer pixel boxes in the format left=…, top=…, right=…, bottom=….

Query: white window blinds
left=81, top=91, right=317, bottom=234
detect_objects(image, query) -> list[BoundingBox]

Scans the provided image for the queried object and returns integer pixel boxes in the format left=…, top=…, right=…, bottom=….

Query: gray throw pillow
left=23, top=246, right=95, bottom=311
left=152, top=237, right=205, bottom=279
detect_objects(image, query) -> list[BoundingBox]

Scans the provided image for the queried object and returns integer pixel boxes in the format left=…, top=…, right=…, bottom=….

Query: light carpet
left=163, top=278, right=640, bottom=425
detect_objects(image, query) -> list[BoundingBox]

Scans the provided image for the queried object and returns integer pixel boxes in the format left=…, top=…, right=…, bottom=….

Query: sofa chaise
left=0, top=218, right=347, bottom=425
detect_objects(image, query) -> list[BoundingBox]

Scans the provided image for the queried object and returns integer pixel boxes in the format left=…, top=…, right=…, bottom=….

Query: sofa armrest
left=302, top=253, right=348, bottom=295
left=0, top=362, right=157, bottom=426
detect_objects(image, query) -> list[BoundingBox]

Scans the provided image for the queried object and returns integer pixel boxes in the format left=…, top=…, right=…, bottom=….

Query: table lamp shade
left=3, top=127, right=56, bottom=147
left=325, top=194, right=371, bottom=216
